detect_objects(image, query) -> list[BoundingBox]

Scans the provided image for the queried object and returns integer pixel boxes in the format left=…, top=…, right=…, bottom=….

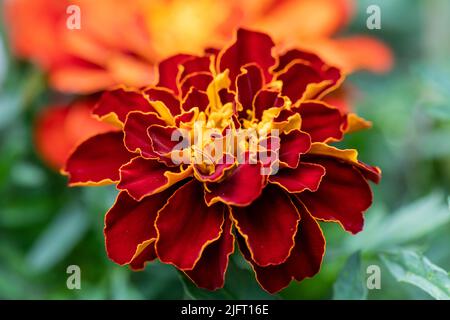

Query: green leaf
left=333, top=251, right=368, bottom=300
left=26, top=204, right=89, bottom=273
left=344, top=192, right=450, bottom=251
left=380, top=250, right=450, bottom=300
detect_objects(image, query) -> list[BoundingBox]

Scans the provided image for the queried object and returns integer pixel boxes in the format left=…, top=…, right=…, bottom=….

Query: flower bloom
left=3, top=0, right=392, bottom=93
left=34, top=99, right=114, bottom=169
left=63, top=29, right=380, bottom=293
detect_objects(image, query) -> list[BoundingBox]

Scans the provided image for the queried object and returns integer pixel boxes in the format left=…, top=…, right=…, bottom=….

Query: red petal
left=299, top=157, right=373, bottom=234
left=231, top=185, right=300, bottom=266
left=253, top=89, right=284, bottom=120
left=236, top=64, right=264, bottom=117
left=129, top=243, right=157, bottom=271
left=94, top=88, right=151, bottom=124
left=182, top=88, right=209, bottom=113
left=204, top=163, right=265, bottom=206
left=274, top=49, right=325, bottom=73
left=184, top=212, right=235, bottom=290
left=147, top=125, right=184, bottom=158
left=277, top=62, right=323, bottom=103
left=279, top=130, right=311, bottom=168
left=118, top=157, right=191, bottom=201
left=157, top=54, right=194, bottom=94
left=269, top=162, right=325, bottom=193
left=238, top=199, right=325, bottom=293
left=174, top=108, right=198, bottom=127
left=123, top=111, right=165, bottom=158
left=155, top=180, right=225, bottom=270
left=64, top=131, right=134, bottom=185
left=298, top=101, right=345, bottom=142
left=144, top=87, right=181, bottom=118
left=180, top=56, right=211, bottom=83
left=104, top=190, right=172, bottom=265
left=180, top=72, right=213, bottom=97
left=219, top=28, right=275, bottom=86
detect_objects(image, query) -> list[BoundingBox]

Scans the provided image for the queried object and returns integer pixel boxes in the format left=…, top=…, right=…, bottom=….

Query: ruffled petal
left=155, top=180, right=225, bottom=270
left=180, top=72, right=213, bottom=97
left=269, top=162, right=325, bottom=193
left=231, top=185, right=300, bottom=266
left=219, top=28, right=275, bottom=86
left=147, top=125, right=184, bottom=158
left=182, top=88, right=209, bottom=113
left=236, top=64, right=264, bottom=117
left=129, top=242, right=158, bottom=271
left=299, top=156, right=373, bottom=234
left=204, top=163, right=265, bottom=206
left=64, top=131, right=134, bottom=186
left=279, top=130, right=311, bottom=168
left=123, top=111, right=165, bottom=158
left=238, top=199, right=325, bottom=293
left=157, top=54, right=194, bottom=94
left=118, top=157, right=192, bottom=201
left=298, top=101, right=345, bottom=142
left=144, top=87, right=181, bottom=118
left=253, top=89, right=284, bottom=120
left=184, top=212, right=234, bottom=290
left=94, top=88, right=152, bottom=125
left=104, top=190, right=172, bottom=265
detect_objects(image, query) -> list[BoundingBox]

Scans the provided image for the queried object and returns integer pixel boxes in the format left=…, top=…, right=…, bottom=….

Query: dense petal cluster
left=63, top=29, right=380, bottom=293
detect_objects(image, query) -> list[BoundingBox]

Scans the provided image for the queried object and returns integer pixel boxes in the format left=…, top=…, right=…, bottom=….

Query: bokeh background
left=0, top=0, right=449, bottom=300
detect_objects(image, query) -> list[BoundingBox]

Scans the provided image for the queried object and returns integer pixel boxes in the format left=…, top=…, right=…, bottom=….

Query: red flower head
left=63, top=29, right=380, bottom=293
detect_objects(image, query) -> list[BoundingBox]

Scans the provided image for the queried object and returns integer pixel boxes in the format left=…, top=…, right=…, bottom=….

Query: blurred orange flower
left=34, top=99, right=114, bottom=169
left=4, top=0, right=393, bottom=94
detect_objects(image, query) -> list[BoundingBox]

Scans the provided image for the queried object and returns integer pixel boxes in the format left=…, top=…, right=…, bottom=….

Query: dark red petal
left=64, top=131, right=134, bottom=185
left=279, top=130, right=311, bottom=168
left=158, top=54, right=194, bottom=94
left=253, top=89, right=284, bottom=120
left=219, top=28, right=275, bottom=86
left=118, top=157, right=191, bottom=201
left=174, top=108, right=198, bottom=127
left=357, top=161, right=382, bottom=184
left=147, top=125, right=184, bottom=157
left=274, top=49, right=325, bottom=73
left=182, top=88, right=209, bottom=113
left=238, top=199, right=325, bottom=293
left=180, top=72, right=213, bottom=98
left=94, top=88, right=152, bottom=124
left=236, top=64, right=264, bottom=117
left=204, top=163, right=264, bottom=206
left=155, top=180, right=225, bottom=270
left=104, top=190, right=172, bottom=265
left=184, top=212, right=234, bottom=290
left=277, top=62, right=323, bottom=103
left=298, top=101, right=345, bottom=142
left=299, top=157, right=373, bottom=234
left=144, top=87, right=181, bottom=118
left=269, top=162, right=325, bottom=193
left=129, top=243, right=157, bottom=271
left=180, top=56, right=211, bottom=83
left=231, top=185, right=300, bottom=266
left=123, top=111, right=165, bottom=158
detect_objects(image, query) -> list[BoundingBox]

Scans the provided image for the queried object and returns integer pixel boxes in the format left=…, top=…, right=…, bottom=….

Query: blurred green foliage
left=0, top=0, right=449, bottom=300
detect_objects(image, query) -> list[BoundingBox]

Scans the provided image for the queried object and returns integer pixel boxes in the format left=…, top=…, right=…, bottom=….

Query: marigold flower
left=3, top=0, right=393, bottom=93
left=34, top=99, right=114, bottom=169
left=62, top=29, right=380, bottom=293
